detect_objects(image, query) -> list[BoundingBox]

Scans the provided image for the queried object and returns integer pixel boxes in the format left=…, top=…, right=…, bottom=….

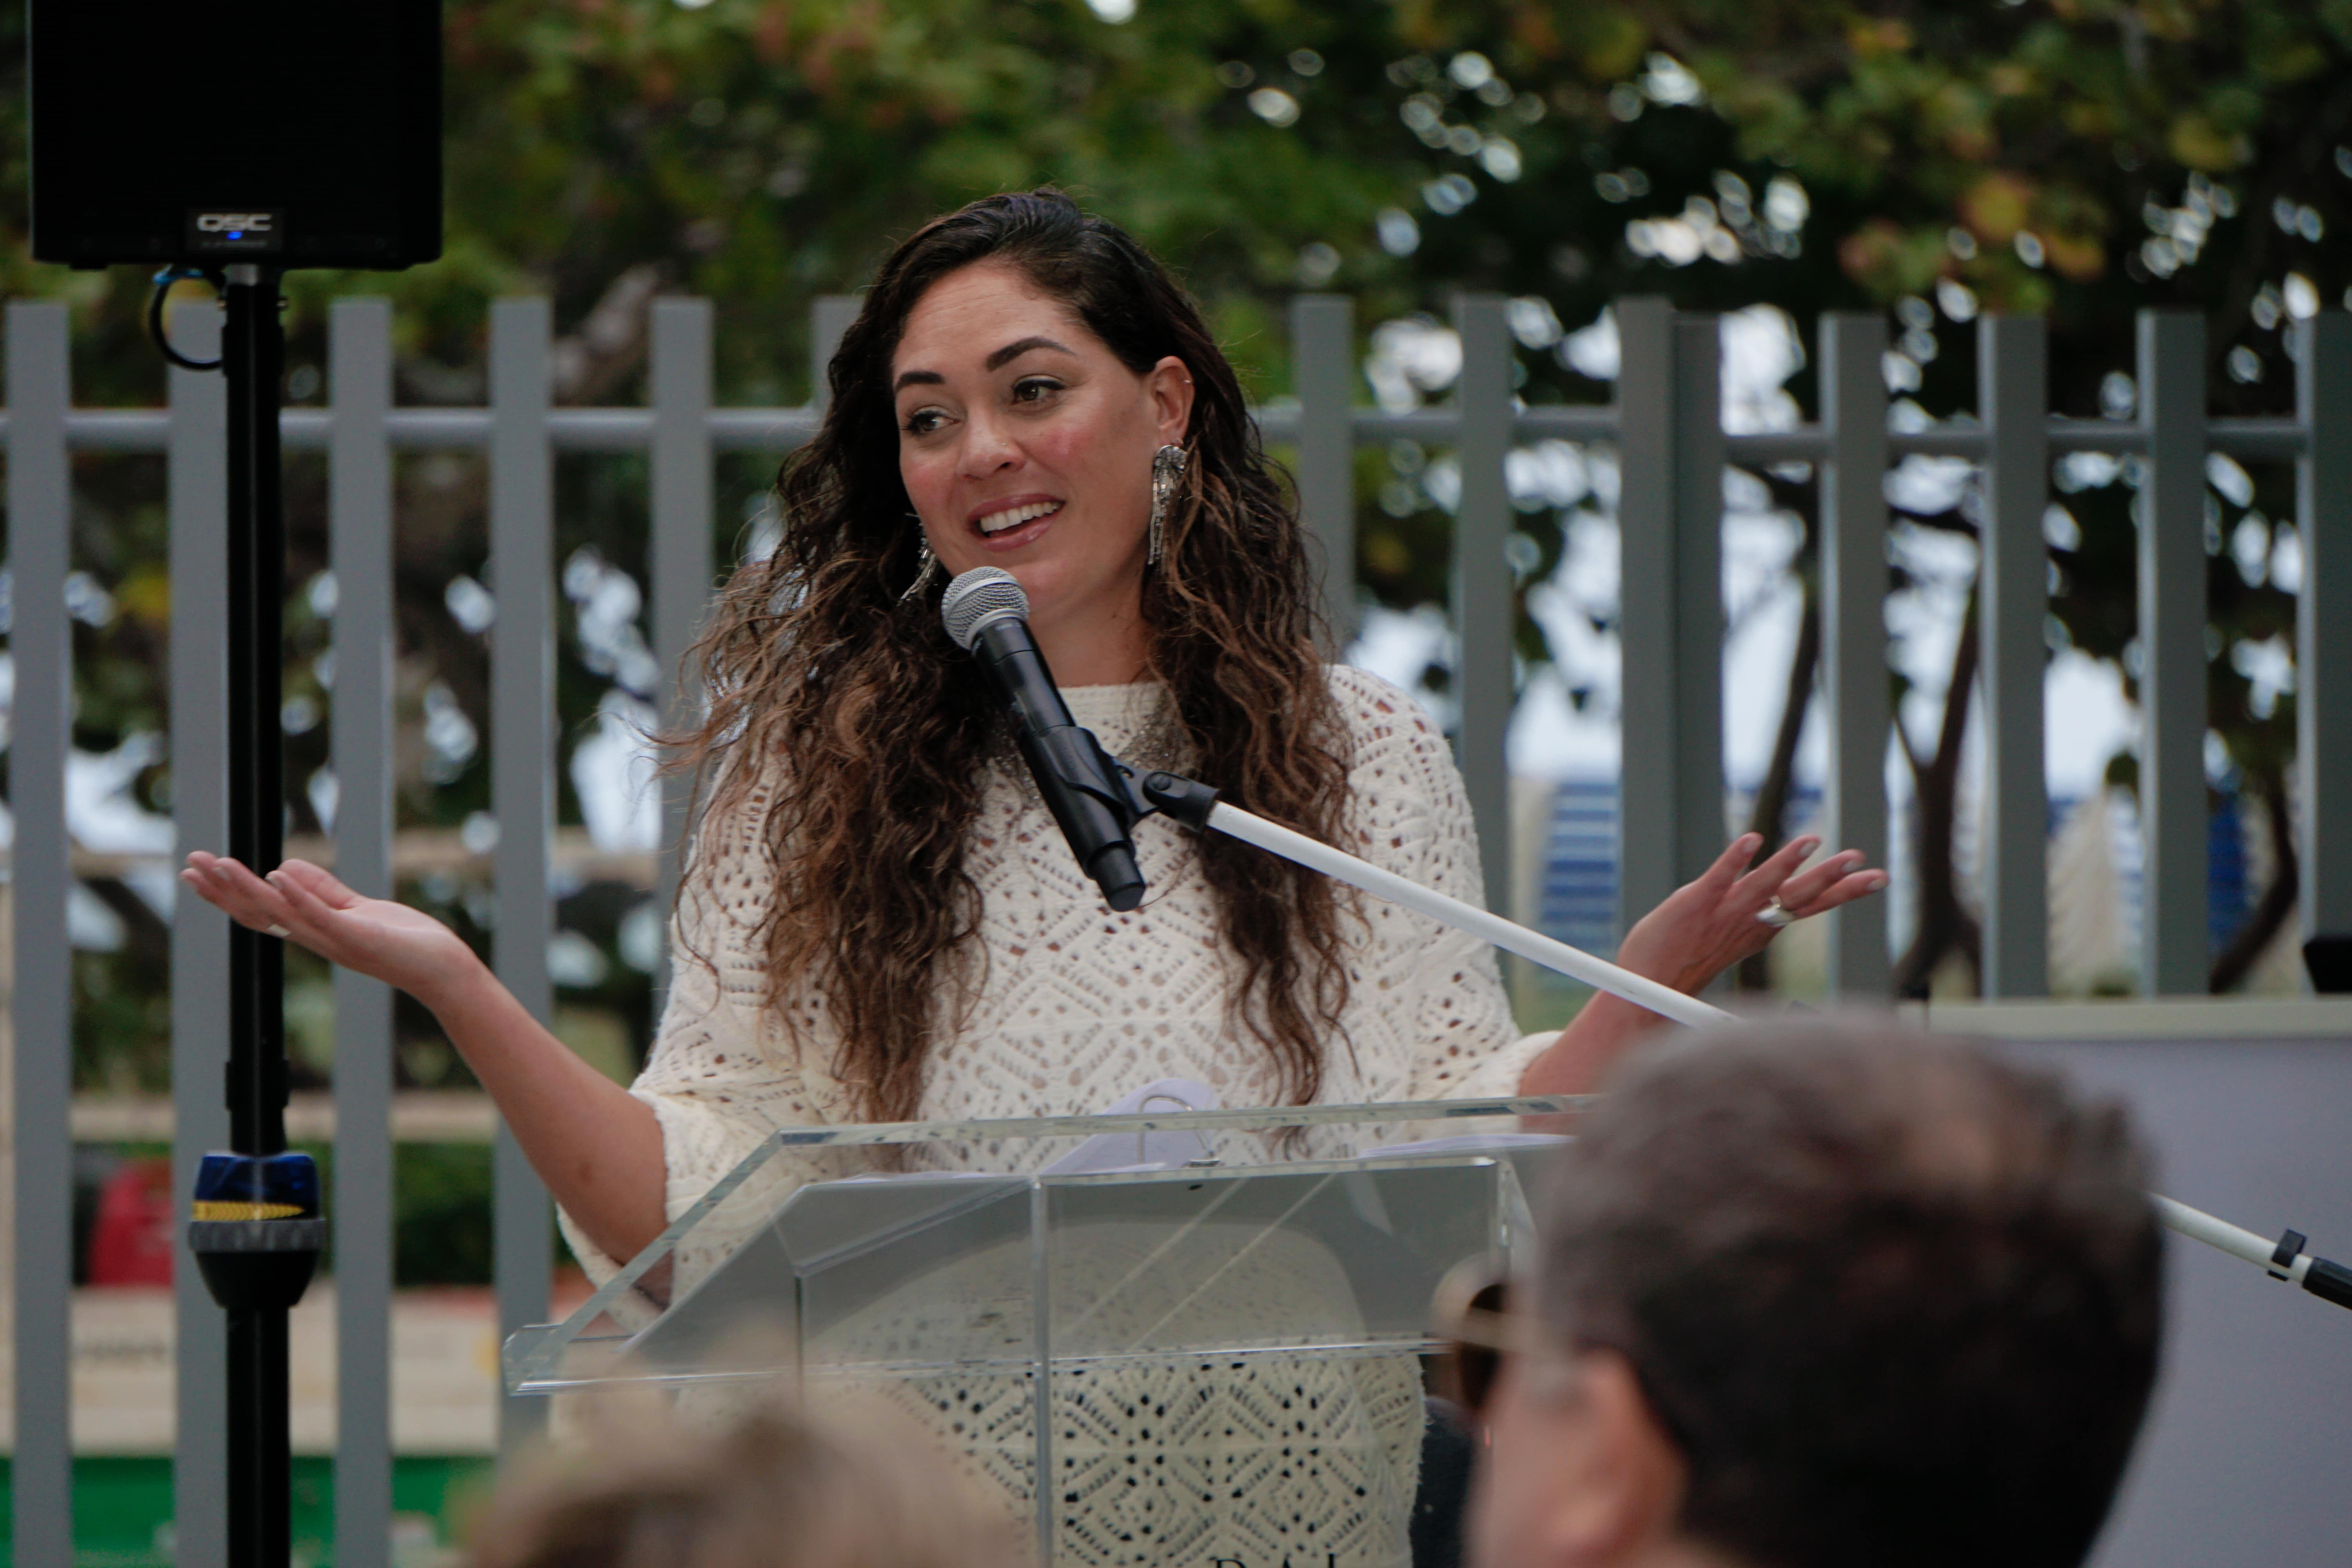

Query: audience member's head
left=465, top=1394, right=1028, bottom=1568
left=1468, top=1022, right=2163, bottom=1568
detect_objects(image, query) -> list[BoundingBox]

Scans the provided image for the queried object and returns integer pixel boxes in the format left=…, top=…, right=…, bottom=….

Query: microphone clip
left=1122, top=764, right=1220, bottom=829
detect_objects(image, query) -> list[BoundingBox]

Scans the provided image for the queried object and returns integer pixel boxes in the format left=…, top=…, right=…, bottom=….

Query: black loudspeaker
left=29, top=0, right=442, bottom=271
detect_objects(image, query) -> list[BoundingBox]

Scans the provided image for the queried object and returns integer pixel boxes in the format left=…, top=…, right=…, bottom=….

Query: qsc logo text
left=183, top=209, right=285, bottom=254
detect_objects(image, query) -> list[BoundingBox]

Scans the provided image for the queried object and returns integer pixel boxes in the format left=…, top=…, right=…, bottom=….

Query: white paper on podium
left=1039, top=1077, right=1221, bottom=1174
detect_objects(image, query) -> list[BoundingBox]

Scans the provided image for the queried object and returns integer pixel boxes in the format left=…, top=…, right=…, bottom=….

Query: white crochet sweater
left=556, top=666, right=1551, bottom=1568
left=560, top=664, right=1550, bottom=1289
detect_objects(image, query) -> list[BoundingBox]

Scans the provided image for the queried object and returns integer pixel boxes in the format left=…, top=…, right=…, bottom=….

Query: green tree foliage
left=1336, top=0, right=2351, bottom=988
left=3, top=0, right=2343, bottom=1045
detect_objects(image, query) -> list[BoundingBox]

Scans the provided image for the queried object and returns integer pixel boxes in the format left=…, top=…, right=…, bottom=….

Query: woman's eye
left=902, top=408, right=946, bottom=436
left=1011, top=377, right=1062, bottom=405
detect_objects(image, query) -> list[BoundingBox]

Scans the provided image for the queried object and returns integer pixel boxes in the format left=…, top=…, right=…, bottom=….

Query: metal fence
left=4, top=290, right=2349, bottom=1563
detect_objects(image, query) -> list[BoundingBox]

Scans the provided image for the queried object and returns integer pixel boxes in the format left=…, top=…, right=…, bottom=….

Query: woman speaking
left=185, top=189, right=1881, bottom=1556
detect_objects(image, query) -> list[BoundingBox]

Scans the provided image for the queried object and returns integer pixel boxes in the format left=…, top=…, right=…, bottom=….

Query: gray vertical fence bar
left=168, top=300, right=231, bottom=1568
left=1671, top=316, right=1726, bottom=890
left=1614, top=298, right=1677, bottom=935
left=810, top=295, right=858, bottom=414
left=1976, top=316, right=2050, bottom=997
left=489, top=299, right=554, bottom=1447
left=1817, top=314, right=1891, bottom=998
left=1451, top=294, right=1513, bottom=912
left=2299, top=314, right=2352, bottom=952
left=2138, top=311, right=2210, bottom=994
left=329, top=298, right=397, bottom=1567
left=1290, top=295, right=1356, bottom=647
left=8, top=301, right=73, bottom=1568
left=650, top=299, right=713, bottom=1007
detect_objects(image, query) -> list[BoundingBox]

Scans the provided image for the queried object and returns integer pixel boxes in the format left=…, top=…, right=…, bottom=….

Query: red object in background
left=89, top=1158, right=176, bottom=1287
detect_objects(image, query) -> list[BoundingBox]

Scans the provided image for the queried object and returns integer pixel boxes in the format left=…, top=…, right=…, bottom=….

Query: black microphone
left=942, top=567, right=1147, bottom=911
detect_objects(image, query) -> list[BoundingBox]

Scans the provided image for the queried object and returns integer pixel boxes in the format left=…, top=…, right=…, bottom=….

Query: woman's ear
left=1146, top=356, right=1195, bottom=445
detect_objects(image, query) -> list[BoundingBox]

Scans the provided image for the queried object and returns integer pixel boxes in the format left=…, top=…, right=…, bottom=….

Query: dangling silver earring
left=899, top=536, right=942, bottom=603
left=1149, top=444, right=1188, bottom=569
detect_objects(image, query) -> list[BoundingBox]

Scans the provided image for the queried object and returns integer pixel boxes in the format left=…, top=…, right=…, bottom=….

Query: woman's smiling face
left=891, top=260, right=1192, bottom=682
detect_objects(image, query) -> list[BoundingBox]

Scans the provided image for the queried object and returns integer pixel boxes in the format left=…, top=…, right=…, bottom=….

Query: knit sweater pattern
left=557, top=666, right=1550, bottom=1567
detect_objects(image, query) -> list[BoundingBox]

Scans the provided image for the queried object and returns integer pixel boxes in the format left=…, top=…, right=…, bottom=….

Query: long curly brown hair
left=676, top=190, right=1354, bottom=1123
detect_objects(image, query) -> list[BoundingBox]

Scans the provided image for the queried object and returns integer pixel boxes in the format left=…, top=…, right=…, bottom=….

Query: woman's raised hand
left=184, top=848, right=668, bottom=1262
left=1614, top=831, right=1888, bottom=996
left=1521, top=832, right=1889, bottom=1100
left=180, top=852, right=485, bottom=1006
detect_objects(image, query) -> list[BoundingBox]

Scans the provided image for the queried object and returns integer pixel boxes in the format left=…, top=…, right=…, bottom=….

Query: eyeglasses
left=1430, top=1258, right=1553, bottom=1417
left=1435, top=1262, right=1700, bottom=1461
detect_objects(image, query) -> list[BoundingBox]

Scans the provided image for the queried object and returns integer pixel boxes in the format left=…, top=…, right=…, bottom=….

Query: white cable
left=1204, top=802, right=2330, bottom=1296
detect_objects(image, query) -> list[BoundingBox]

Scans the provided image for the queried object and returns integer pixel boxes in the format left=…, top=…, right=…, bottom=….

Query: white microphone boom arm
left=1120, top=767, right=2352, bottom=1315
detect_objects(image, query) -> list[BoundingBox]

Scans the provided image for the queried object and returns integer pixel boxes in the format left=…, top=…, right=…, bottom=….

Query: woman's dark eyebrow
left=985, top=335, right=1073, bottom=371
left=893, top=337, right=1073, bottom=394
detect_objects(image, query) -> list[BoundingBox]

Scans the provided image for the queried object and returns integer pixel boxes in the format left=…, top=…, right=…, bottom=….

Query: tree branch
left=1735, top=580, right=1820, bottom=991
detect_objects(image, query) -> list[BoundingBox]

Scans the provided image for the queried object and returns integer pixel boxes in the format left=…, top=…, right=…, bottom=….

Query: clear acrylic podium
left=504, top=1096, right=1572, bottom=1568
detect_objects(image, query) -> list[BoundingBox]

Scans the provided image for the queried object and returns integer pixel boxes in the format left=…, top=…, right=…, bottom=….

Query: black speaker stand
left=181, top=263, right=315, bottom=1568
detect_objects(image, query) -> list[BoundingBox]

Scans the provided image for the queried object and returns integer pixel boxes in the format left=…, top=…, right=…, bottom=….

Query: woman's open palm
left=181, top=852, right=481, bottom=1005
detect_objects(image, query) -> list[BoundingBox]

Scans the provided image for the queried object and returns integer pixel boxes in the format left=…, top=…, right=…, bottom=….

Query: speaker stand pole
left=220, top=262, right=298, bottom=1568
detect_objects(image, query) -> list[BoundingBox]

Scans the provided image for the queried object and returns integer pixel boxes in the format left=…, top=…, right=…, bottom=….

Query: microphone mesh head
left=941, top=567, right=1028, bottom=651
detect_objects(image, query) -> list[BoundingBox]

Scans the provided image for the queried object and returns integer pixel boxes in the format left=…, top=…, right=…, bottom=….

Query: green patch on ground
left=0, top=1455, right=495, bottom=1566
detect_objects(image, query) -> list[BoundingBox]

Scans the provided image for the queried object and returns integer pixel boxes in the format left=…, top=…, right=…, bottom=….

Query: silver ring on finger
left=1753, top=897, right=1795, bottom=929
